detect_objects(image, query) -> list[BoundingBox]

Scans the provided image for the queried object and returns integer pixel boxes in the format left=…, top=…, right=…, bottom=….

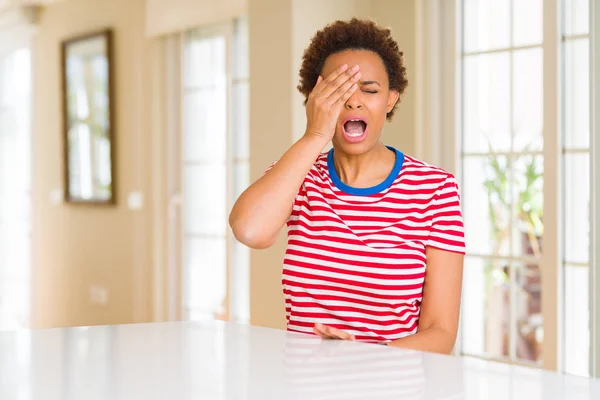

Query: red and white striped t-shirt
left=279, top=146, right=465, bottom=342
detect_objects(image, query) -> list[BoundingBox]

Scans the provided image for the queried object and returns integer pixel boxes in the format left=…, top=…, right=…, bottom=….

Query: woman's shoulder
left=400, top=153, right=458, bottom=182
left=305, top=151, right=330, bottom=177
left=394, top=153, right=461, bottom=200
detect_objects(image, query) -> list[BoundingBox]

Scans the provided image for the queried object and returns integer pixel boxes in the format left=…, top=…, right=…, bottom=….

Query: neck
left=332, top=142, right=396, bottom=188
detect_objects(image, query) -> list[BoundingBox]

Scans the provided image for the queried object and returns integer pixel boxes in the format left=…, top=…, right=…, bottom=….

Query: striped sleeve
left=425, top=175, right=466, bottom=254
left=264, top=160, right=277, bottom=174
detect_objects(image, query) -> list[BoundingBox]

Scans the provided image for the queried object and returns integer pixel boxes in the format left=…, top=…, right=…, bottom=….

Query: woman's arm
left=228, top=134, right=329, bottom=249
left=386, top=247, right=464, bottom=354
left=229, top=63, right=362, bottom=249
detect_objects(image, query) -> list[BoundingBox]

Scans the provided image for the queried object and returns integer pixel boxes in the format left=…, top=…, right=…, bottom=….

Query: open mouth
left=342, top=117, right=368, bottom=142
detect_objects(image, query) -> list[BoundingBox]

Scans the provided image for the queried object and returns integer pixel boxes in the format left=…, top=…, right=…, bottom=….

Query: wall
left=248, top=0, right=294, bottom=329
left=0, top=0, right=63, bottom=11
left=371, top=0, right=418, bottom=157
left=31, top=0, right=154, bottom=328
left=248, top=0, right=419, bottom=329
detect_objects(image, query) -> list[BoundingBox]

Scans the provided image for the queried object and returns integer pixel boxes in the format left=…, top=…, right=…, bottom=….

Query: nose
left=345, top=91, right=362, bottom=110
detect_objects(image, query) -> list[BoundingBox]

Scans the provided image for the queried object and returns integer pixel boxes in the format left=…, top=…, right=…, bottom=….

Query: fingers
left=313, top=323, right=355, bottom=341
left=326, top=326, right=355, bottom=340
left=313, top=326, right=327, bottom=339
left=313, top=323, right=333, bottom=339
left=311, top=64, right=347, bottom=95
left=319, top=64, right=349, bottom=88
left=321, top=65, right=361, bottom=100
left=333, top=82, right=359, bottom=107
left=328, top=71, right=361, bottom=104
left=304, top=63, right=361, bottom=140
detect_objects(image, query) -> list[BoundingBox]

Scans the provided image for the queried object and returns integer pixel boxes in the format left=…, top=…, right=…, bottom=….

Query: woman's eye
left=363, top=90, right=378, bottom=94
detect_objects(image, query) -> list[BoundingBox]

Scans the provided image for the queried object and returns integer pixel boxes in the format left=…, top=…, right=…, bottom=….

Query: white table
left=0, top=320, right=598, bottom=399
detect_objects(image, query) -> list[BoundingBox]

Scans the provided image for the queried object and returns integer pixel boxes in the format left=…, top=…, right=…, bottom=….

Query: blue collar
left=327, top=146, right=405, bottom=196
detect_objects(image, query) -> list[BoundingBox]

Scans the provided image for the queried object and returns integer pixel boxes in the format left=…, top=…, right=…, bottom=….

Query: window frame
left=541, top=0, right=561, bottom=372
left=454, top=0, right=559, bottom=369
left=428, top=0, right=597, bottom=373
left=180, top=23, right=232, bottom=321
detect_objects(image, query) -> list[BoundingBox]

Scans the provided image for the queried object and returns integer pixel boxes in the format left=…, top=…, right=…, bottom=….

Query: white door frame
left=149, top=35, right=184, bottom=323
left=590, top=0, right=600, bottom=379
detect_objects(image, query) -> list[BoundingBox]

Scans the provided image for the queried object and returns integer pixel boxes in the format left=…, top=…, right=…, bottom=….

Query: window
left=180, top=17, right=250, bottom=323
left=0, top=47, right=31, bottom=331
left=459, top=0, right=593, bottom=375
left=461, top=0, right=545, bottom=367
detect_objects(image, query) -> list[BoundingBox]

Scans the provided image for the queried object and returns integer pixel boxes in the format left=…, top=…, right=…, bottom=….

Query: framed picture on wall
left=61, top=28, right=115, bottom=205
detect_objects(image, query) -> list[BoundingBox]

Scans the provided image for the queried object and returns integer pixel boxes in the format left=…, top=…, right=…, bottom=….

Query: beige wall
left=248, top=0, right=294, bottom=329
left=372, top=0, right=418, bottom=157
left=31, top=0, right=154, bottom=328
left=249, top=0, right=419, bottom=329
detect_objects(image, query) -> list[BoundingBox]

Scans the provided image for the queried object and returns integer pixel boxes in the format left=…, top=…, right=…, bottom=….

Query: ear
left=386, top=89, right=400, bottom=113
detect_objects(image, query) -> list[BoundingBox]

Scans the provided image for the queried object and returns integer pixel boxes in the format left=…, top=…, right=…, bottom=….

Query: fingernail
left=339, top=64, right=349, bottom=71
left=351, top=64, right=359, bottom=72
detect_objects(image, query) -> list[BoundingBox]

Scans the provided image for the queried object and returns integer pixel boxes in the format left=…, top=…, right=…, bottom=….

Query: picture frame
left=61, top=28, right=115, bottom=205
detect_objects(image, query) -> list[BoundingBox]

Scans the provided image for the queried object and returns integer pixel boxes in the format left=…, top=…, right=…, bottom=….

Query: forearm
left=229, top=133, right=329, bottom=249
left=386, top=326, right=457, bottom=355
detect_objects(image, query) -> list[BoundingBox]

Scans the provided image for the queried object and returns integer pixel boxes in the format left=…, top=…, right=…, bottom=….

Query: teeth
left=344, top=119, right=366, bottom=138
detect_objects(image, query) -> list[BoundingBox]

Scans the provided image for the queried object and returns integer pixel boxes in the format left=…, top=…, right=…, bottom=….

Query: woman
left=229, top=18, right=465, bottom=354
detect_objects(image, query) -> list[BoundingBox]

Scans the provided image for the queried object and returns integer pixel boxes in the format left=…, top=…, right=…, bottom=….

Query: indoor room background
left=0, top=0, right=598, bottom=380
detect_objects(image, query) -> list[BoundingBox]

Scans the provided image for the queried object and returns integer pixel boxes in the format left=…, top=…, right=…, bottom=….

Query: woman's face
left=320, top=49, right=399, bottom=156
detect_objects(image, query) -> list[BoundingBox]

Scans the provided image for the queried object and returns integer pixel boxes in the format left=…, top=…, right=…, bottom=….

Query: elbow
left=233, top=228, right=276, bottom=250
left=439, top=328, right=458, bottom=355
left=423, top=324, right=458, bottom=355
left=442, top=343, right=455, bottom=355
left=229, top=217, right=277, bottom=250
